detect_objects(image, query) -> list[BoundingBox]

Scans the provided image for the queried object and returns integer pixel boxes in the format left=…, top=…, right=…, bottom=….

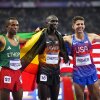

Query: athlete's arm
left=63, top=35, right=72, bottom=46
left=88, top=33, right=100, bottom=43
left=0, top=36, right=5, bottom=51
left=0, top=41, right=3, bottom=47
left=35, top=27, right=42, bottom=33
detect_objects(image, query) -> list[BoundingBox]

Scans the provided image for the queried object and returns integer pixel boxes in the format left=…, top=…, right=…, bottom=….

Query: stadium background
left=0, top=0, right=100, bottom=100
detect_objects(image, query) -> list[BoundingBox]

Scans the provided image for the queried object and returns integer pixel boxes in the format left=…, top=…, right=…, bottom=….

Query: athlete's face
left=7, top=19, right=19, bottom=35
left=72, top=20, right=85, bottom=34
left=47, top=17, right=59, bottom=30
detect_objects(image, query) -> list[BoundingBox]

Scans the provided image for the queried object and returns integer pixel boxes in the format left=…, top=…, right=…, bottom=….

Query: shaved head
left=46, top=15, right=58, bottom=23
left=45, top=15, right=59, bottom=31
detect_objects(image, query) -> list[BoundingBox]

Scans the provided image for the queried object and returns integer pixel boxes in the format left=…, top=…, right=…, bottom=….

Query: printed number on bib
left=46, top=54, right=59, bottom=64
left=10, top=59, right=22, bottom=70
left=40, top=74, right=47, bottom=82
left=4, top=76, right=11, bottom=83
left=76, top=54, right=92, bottom=66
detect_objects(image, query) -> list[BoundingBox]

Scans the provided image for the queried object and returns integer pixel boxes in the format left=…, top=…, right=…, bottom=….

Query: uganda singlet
left=0, top=36, right=22, bottom=70
left=39, top=35, right=60, bottom=66
left=72, top=33, right=97, bottom=78
left=37, top=34, right=60, bottom=85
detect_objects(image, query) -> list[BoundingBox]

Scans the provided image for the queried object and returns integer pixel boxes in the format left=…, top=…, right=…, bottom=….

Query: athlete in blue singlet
left=63, top=16, right=100, bottom=100
left=72, top=32, right=97, bottom=85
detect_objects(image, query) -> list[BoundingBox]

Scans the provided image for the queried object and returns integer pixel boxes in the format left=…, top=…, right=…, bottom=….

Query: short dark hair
left=72, top=16, right=85, bottom=24
left=5, top=17, right=17, bottom=28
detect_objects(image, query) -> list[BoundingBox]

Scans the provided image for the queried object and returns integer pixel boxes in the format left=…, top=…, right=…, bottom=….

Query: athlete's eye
left=51, top=20, right=58, bottom=23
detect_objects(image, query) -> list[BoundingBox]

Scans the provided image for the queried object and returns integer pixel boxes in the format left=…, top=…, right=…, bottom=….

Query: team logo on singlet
left=84, top=41, right=88, bottom=43
left=6, top=46, right=11, bottom=50
left=76, top=45, right=88, bottom=53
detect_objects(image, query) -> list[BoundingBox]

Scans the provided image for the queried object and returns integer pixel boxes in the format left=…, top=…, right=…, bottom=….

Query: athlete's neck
left=47, top=28, right=56, bottom=35
left=75, top=32, right=84, bottom=40
left=6, top=33, right=15, bottom=39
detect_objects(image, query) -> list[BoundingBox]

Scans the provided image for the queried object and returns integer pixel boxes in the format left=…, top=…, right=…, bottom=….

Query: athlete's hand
left=65, top=61, right=70, bottom=66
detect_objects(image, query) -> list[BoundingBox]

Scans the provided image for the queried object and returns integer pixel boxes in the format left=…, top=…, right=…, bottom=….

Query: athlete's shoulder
left=0, top=35, right=5, bottom=42
left=0, top=35, right=6, bottom=51
left=63, top=34, right=72, bottom=41
left=87, top=33, right=99, bottom=42
left=88, top=33, right=98, bottom=37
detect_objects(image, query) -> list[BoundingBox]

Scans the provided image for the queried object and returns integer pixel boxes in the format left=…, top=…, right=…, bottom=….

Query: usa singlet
left=72, top=33, right=97, bottom=78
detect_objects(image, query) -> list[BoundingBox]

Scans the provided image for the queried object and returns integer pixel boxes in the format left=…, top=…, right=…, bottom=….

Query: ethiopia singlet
left=0, top=36, right=22, bottom=70
left=38, top=34, right=60, bottom=66
left=72, top=33, right=97, bottom=77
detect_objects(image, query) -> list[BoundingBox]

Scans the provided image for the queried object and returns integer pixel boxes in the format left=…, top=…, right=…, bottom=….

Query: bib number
left=76, top=54, right=91, bottom=66
left=4, top=76, right=11, bottom=83
left=40, top=74, right=47, bottom=82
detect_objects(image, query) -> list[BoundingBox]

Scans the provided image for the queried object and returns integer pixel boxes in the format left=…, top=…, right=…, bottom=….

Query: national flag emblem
left=18, top=29, right=44, bottom=91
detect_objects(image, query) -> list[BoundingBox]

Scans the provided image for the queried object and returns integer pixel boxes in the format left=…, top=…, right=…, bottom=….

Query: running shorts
left=37, top=65, right=60, bottom=86
left=0, top=67, right=22, bottom=92
left=73, top=71, right=98, bottom=86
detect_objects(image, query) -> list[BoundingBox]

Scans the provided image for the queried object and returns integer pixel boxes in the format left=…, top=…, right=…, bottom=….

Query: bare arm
left=0, top=36, right=5, bottom=51
left=63, top=35, right=72, bottom=46
left=88, top=33, right=100, bottom=43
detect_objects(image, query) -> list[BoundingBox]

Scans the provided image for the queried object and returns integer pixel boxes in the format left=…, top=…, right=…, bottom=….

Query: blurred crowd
left=0, top=0, right=99, bottom=2
left=0, top=7, right=100, bottom=35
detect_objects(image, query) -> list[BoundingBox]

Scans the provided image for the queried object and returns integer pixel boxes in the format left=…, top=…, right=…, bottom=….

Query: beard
left=50, top=24, right=58, bottom=31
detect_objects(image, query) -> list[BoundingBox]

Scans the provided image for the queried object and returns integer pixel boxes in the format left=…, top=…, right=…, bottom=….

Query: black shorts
left=36, top=65, right=60, bottom=86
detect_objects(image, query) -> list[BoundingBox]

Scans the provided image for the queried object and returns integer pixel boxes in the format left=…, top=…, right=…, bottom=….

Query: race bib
left=9, top=59, right=22, bottom=70
left=4, top=76, right=11, bottom=83
left=46, top=54, right=59, bottom=64
left=40, top=74, right=47, bottom=82
left=76, top=54, right=92, bottom=66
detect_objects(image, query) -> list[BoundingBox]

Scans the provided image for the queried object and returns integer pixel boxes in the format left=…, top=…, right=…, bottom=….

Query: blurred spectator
left=0, top=7, right=100, bottom=34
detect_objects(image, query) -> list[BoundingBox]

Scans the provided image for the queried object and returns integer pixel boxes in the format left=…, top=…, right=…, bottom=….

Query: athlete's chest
left=72, top=39, right=91, bottom=54
left=46, top=35, right=59, bottom=49
left=8, top=38, right=18, bottom=46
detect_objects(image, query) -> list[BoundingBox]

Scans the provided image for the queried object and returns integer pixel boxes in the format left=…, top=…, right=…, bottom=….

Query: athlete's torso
left=39, top=33, right=60, bottom=67
left=0, top=36, right=22, bottom=70
left=72, top=33, right=96, bottom=77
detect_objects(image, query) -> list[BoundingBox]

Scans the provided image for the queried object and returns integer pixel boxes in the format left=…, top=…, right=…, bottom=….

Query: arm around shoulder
left=63, top=35, right=72, bottom=45
left=88, top=33, right=100, bottom=42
